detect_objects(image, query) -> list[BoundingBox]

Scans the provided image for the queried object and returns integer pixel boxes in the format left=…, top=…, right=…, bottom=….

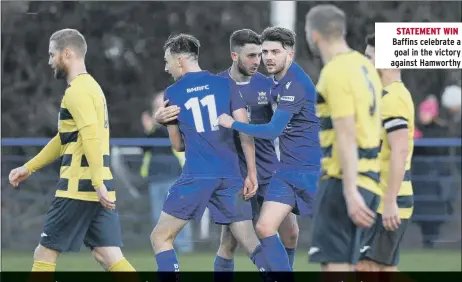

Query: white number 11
left=184, top=95, right=219, bottom=133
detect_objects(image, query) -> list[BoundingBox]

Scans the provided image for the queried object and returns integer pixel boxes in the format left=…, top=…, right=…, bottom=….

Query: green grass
left=2, top=249, right=461, bottom=271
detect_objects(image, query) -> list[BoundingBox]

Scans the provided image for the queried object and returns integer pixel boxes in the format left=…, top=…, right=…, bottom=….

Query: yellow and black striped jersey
left=376, top=82, right=415, bottom=219
left=56, top=74, right=114, bottom=202
left=316, top=51, right=382, bottom=195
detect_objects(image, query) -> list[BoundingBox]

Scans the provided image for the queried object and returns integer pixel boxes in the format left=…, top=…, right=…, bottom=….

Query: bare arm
left=167, top=124, right=185, bottom=152
left=332, top=116, right=358, bottom=197
left=232, top=108, right=256, bottom=177
left=385, top=129, right=409, bottom=201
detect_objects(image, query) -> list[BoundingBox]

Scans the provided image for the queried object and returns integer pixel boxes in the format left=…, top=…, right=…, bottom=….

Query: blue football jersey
left=165, top=71, right=245, bottom=177
left=218, top=70, right=280, bottom=184
left=271, top=62, right=322, bottom=170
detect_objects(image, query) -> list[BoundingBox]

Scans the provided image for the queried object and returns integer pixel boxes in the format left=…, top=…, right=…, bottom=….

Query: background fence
left=2, top=138, right=460, bottom=253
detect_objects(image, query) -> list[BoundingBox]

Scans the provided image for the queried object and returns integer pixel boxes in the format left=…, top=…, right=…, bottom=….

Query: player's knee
left=218, top=237, right=238, bottom=258
left=280, top=224, right=299, bottom=247
left=33, top=244, right=59, bottom=263
left=150, top=226, right=174, bottom=249
left=255, top=220, right=275, bottom=238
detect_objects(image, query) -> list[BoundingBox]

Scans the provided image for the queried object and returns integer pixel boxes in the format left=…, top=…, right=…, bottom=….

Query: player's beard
left=272, top=56, right=287, bottom=77
left=237, top=58, right=256, bottom=77
left=307, top=38, right=321, bottom=56
left=54, top=59, right=68, bottom=80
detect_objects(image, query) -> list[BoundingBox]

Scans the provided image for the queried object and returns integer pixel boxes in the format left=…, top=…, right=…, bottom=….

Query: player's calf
left=31, top=244, right=59, bottom=272
left=279, top=217, right=299, bottom=248
left=228, top=220, right=267, bottom=268
left=228, top=220, right=274, bottom=281
left=151, top=211, right=188, bottom=272
left=214, top=226, right=238, bottom=282
left=278, top=213, right=299, bottom=270
left=215, top=225, right=238, bottom=275
left=217, top=225, right=239, bottom=259
left=91, top=246, right=135, bottom=271
left=255, top=201, right=293, bottom=272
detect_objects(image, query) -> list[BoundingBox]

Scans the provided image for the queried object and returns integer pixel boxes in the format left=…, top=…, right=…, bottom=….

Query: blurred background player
left=150, top=34, right=268, bottom=273
left=218, top=26, right=321, bottom=273
left=140, top=91, right=192, bottom=253
left=305, top=5, right=382, bottom=272
left=356, top=33, right=415, bottom=272
left=8, top=29, right=136, bottom=272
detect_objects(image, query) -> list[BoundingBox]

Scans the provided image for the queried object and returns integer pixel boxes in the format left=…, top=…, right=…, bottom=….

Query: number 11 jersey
left=165, top=70, right=245, bottom=178
left=315, top=51, right=383, bottom=195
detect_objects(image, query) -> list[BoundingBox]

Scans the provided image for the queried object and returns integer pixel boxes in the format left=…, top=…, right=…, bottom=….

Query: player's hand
left=155, top=100, right=180, bottom=124
left=9, top=166, right=31, bottom=187
left=382, top=197, right=401, bottom=231
left=243, top=174, right=258, bottom=200
left=217, top=114, right=235, bottom=129
left=96, top=184, right=116, bottom=210
left=344, top=189, right=375, bottom=228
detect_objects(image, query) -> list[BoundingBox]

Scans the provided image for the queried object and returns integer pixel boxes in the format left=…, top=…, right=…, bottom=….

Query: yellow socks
left=108, top=257, right=136, bottom=272
left=31, top=260, right=56, bottom=272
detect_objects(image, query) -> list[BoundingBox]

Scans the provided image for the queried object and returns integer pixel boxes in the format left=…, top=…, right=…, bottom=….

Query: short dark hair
left=50, top=28, right=87, bottom=57
left=259, top=27, right=296, bottom=49
left=365, top=33, right=375, bottom=47
left=229, top=29, right=261, bottom=53
left=305, top=4, right=346, bottom=38
left=163, top=33, right=201, bottom=59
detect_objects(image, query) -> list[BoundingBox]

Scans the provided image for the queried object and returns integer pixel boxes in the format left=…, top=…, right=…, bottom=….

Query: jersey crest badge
left=257, top=91, right=268, bottom=105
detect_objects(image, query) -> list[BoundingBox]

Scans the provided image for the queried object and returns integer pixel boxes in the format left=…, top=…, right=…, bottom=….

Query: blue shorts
left=162, top=175, right=253, bottom=225
left=250, top=183, right=269, bottom=217
left=264, top=169, right=320, bottom=216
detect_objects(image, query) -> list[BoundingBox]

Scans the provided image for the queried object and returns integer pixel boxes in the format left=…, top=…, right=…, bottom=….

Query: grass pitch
left=2, top=249, right=460, bottom=271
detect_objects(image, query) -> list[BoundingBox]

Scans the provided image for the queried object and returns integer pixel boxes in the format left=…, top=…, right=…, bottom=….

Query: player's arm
left=232, top=108, right=257, bottom=178
left=229, top=83, right=257, bottom=177
left=226, top=81, right=307, bottom=139
left=325, top=74, right=358, bottom=196
left=230, top=110, right=292, bottom=140
left=23, top=133, right=62, bottom=173
left=167, top=124, right=185, bottom=152
left=328, top=74, right=374, bottom=227
left=162, top=89, right=185, bottom=152
left=383, top=98, right=409, bottom=203
left=65, top=89, right=104, bottom=190
left=333, top=116, right=358, bottom=193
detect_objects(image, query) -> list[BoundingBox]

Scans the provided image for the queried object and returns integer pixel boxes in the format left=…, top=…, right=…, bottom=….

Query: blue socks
left=155, top=249, right=179, bottom=271
left=214, top=255, right=234, bottom=272
left=260, top=234, right=291, bottom=271
left=285, top=247, right=296, bottom=270
left=214, top=256, right=234, bottom=282
left=249, top=244, right=270, bottom=272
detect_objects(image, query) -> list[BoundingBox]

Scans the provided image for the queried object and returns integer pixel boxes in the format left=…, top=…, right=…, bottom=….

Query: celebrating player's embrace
left=9, top=3, right=415, bottom=275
